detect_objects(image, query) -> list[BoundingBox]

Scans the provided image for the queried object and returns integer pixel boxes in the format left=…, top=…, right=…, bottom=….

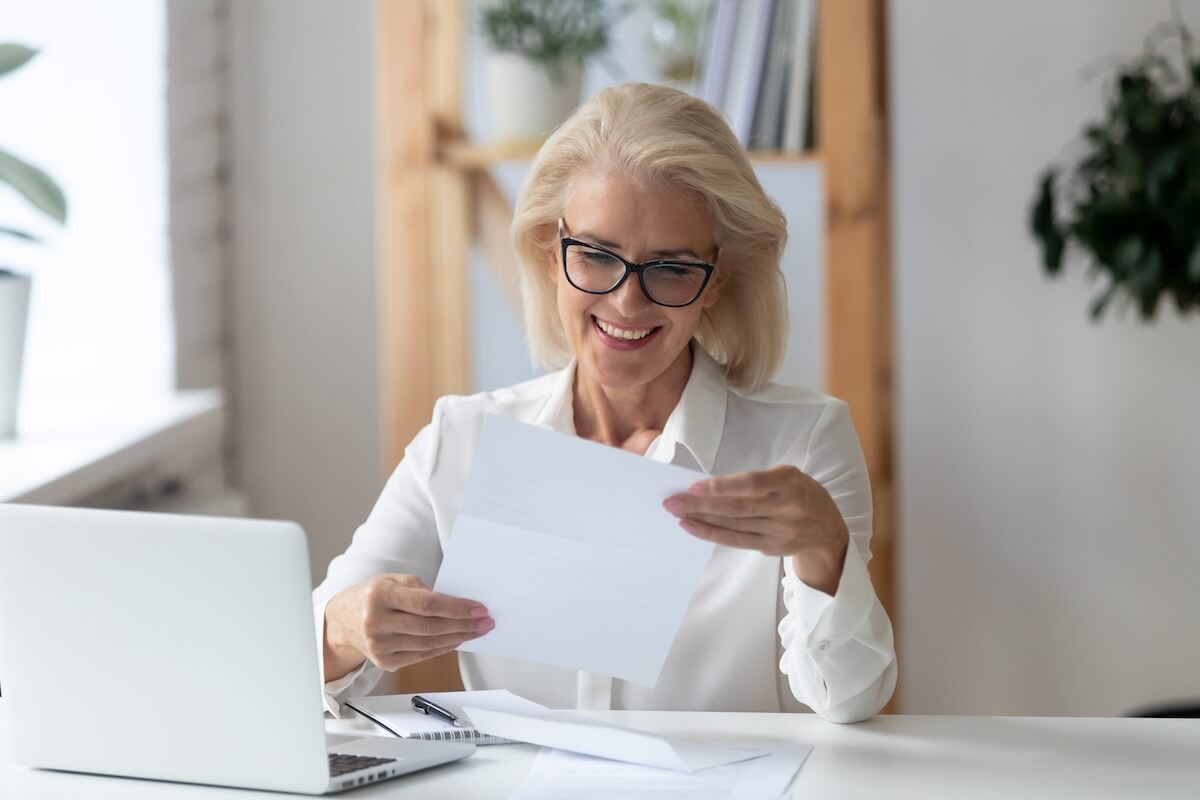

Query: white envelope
left=463, top=706, right=765, bottom=773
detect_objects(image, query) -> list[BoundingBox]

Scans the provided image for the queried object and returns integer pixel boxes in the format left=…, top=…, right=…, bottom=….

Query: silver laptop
left=0, top=503, right=473, bottom=794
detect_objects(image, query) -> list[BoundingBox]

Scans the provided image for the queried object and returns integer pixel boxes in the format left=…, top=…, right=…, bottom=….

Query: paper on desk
left=463, top=706, right=764, bottom=773
left=433, top=414, right=714, bottom=687
left=509, top=742, right=811, bottom=800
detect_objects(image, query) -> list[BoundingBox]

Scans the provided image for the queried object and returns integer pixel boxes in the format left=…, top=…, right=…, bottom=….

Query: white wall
left=227, top=0, right=382, bottom=584
left=891, top=0, right=1200, bottom=715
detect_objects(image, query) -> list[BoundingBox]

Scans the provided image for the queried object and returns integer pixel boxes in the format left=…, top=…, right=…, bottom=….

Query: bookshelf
left=375, top=0, right=895, bottom=711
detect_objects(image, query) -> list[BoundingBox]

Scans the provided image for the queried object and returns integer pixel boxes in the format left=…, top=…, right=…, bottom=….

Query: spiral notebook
left=346, top=690, right=547, bottom=746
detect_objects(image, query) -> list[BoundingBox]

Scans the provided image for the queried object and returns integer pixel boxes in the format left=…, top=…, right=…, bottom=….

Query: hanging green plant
left=1030, top=16, right=1200, bottom=320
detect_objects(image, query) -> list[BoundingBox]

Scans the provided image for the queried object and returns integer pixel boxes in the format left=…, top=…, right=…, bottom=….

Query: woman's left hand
left=663, top=466, right=850, bottom=595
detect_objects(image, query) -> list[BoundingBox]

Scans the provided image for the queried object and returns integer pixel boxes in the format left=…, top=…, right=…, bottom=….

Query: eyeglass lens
left=564, top=243, right=708, bottom=306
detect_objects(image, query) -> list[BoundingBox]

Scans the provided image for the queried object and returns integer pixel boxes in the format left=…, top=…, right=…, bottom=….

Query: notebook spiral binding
left=414, top=728, right=517, bottom=745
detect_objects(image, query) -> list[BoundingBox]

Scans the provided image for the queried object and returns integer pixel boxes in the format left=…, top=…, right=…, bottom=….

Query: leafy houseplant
left=0, top=44, right=67, bottom=256
left=1030, top=17, right=1200, bottom=320
left=481, top=0, right=619, bottom=82
left=479, top=0, right=626, bottom=141
left=1, top=43, right=67, bottom=438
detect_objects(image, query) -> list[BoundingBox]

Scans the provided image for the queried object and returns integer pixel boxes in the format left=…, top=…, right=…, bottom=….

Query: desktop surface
left=2, top=701, right=1197, bottom=798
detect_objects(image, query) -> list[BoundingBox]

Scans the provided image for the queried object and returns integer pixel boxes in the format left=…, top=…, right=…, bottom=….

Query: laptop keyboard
left=328, top=753, right=397, bottom=777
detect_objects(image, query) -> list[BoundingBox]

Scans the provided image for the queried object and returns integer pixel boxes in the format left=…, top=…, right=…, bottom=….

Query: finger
left=686, top=467, right=795, bottom=499
left=364, top=630, right=476, bottom=671
left=379, top=611, right=494, bottom=638
left=389, top=585, right=488, bottom=620
left=381, top=629, right=491, bottom=655
left=391, top=574, right=431, bottom=591
left=684, top=510, right=781, bottom=538
left=678, top=518, right=771, bottom=552
left=665, top=493, right=770, bottom=520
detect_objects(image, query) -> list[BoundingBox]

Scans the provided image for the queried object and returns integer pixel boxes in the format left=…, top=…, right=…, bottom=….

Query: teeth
left=595, top=317, right=654, bottom=341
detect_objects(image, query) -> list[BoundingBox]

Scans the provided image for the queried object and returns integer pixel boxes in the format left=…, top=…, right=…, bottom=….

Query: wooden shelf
left=745, top=149, right=821, bottom=165
left=438, top=138, right=820, bottom=170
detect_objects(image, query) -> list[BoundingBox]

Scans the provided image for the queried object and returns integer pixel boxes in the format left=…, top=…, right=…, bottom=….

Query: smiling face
left=547, top=170, right=721, bottom=392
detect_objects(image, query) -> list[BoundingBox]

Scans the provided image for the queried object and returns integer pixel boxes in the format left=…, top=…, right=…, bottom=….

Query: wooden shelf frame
left=375, top=0, right=895, bottom=709
left=438, top=137, right=821, bottom=171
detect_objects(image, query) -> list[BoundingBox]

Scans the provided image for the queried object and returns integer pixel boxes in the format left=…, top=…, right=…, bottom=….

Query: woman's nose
left=608, top=272, right=653, bottom=315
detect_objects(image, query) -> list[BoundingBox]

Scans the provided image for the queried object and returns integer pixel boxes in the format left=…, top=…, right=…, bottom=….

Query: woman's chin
left=584, top=347, right=662, bottom=389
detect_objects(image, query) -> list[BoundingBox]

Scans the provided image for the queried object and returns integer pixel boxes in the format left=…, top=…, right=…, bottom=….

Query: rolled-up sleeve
left=777, top=399, right=897, bottom=723
left=312, top=399, right=449, bottom=717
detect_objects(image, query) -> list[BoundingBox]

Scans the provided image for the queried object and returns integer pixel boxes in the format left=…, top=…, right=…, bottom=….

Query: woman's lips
left=592, top=315, right=661, bottom=351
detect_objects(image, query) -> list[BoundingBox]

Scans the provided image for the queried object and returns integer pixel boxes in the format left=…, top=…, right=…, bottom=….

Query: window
left=0, top=0, right=172, bottom=424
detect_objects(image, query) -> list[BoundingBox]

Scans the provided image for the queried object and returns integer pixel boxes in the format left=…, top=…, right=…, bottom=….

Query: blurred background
left=1, top=0, right=1197, bottom=718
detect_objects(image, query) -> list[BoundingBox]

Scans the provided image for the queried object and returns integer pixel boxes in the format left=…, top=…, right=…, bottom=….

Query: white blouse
left=313, top=345, right=896, bottom=723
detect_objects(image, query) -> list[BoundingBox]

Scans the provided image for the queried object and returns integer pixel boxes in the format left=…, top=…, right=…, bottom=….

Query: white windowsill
left=0, top=389, right=225, bottom=505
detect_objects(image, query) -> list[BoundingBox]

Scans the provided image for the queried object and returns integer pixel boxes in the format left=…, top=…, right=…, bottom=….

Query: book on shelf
left=696, top=0, right=817, bottom=154
left=698, top=0, right=738, bottom=108
left=722, top=0, right=775, bottom=147
left=782, top=0, right=817, bottom=153
left=750, top=0, right=793, bottom=149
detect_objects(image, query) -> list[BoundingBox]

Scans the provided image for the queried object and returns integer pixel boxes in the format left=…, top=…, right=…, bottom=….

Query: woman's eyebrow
left=574, top=231, right=704, bottom=260
left=650, top=247, right=703, bottom=259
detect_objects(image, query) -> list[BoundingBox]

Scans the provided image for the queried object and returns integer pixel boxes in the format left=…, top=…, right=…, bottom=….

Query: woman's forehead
left=563, top=170, right=713, bottom=253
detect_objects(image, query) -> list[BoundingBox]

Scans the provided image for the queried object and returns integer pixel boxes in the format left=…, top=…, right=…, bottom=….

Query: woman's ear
left=700, top=270, right=723, bottom=309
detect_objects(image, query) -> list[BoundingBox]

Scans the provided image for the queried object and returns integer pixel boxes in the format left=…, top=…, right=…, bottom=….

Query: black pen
left=411, top=695, right=467, bottom=728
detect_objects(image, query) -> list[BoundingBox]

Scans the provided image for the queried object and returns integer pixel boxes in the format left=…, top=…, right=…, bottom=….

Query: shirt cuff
left=314, top=595, right=367, bottom=718
left=323, top=660, right=369, bottom=718
left=778, top=539, right=894, bottom=713
left=782, top=539, right=874, bottom=653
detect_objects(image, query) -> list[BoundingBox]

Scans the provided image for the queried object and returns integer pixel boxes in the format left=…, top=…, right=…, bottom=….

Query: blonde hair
left=511, top=82, right=789, bottom=392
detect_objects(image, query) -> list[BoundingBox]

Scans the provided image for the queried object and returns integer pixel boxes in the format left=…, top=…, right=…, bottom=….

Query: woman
left=315, top=83, right=896, bottom=723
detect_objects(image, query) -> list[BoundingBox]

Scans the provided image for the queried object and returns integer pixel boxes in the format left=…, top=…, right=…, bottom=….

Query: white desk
left=2, top=702, right=1197, bottom=798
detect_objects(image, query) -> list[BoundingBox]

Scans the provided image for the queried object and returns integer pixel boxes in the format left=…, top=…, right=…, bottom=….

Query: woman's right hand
left=322, top=574, right=494, bottom=682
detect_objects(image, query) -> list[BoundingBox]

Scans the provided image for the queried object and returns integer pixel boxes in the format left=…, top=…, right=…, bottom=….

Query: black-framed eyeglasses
left=558, top=219, right=718, bottom=308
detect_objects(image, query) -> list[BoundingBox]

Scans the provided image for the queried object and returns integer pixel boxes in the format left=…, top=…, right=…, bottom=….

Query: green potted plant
left=1030, top=17, right=1200, bottom=320
left=480, top=0, right=626, bottom=141
left=1, top=43, right=68, bottom=438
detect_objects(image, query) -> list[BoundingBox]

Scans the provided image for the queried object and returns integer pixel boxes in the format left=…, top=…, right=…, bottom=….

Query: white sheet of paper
left=433, top=414, right=714, bottom=686
left=509, top=742, right=812, bottom=800
left=463, top=706, right=764, bottom=773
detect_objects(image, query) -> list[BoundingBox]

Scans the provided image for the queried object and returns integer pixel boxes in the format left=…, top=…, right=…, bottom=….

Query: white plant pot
left=0, top=273, right=31, bottom=438
left=485, top=52, right=583, bottom=142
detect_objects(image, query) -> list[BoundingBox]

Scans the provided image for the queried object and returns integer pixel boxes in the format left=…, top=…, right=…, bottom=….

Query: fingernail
left=471, top=606, right=489, bottom=618
left=477, top=618, right=495, bottom=632
left=662, top=498, right=682, bottom=513
left=679, top=520, right=696, bottom=532
left=688, top=483, right=707, bottom=496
